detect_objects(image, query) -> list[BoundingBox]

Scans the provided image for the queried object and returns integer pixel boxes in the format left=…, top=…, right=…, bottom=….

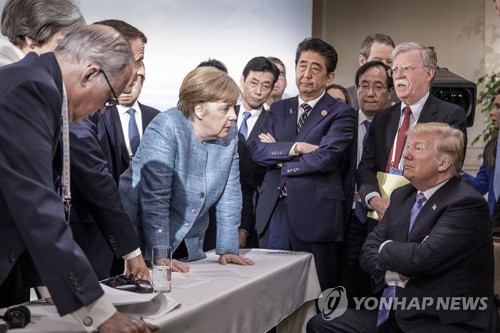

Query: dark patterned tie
left=127, top=108, right=140, bottom=156
left=298, top=103, right=313, bottom=133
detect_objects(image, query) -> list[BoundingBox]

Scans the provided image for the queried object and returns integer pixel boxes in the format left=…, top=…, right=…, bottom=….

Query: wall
left=313, top=0, right=498, bottom=169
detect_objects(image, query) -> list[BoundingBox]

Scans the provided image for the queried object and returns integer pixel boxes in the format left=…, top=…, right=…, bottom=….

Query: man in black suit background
left=69, top=20, right=156, bottom=279
left=308, top=123, right=497, bottom=333
left=357, top=42, right=467, bottom=221
left=236, top=56, right=279, bottom=248
left=0, top=25, right=152, bottom=333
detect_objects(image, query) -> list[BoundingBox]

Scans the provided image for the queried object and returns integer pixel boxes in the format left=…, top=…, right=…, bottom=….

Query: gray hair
left=1, top=0, right=85, bottom=48
left=54, top=25, right=134, bottom=84
left=391, top=42, right=437, bottom=71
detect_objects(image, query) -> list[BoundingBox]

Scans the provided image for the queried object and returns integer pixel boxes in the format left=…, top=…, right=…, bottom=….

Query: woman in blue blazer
left=120, top=67, right=254, bottom=271
left=463, top=92, right=500, bottom=214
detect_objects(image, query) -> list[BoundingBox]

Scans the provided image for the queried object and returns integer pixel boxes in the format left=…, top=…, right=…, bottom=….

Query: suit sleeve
left=377, top=194, right=490, bottom=278
left=69, top=120, right=140, bottom=258
left=0, top=78, right=103, bottom=315
left=248, top=105, right=296, bottom=166
left=281, top=106, right=355, bottom=176
left=462, top=147, right=489, bottom=195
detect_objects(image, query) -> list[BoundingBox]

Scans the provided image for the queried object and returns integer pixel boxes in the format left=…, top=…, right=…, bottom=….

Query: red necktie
left=386, top=106, right=411, bottom=172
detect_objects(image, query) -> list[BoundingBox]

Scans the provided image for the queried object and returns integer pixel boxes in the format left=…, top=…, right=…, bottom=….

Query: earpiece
left=1, top=305, right=31, bottom=329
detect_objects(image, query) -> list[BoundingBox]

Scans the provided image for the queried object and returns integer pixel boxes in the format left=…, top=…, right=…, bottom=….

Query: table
left=12, top=249, right=321, bottom=333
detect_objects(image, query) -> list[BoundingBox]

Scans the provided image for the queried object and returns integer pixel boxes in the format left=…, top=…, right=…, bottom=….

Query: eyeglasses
left=100, top=69, right=119, bottom=107
left=387, top=65, right=427, bottom=77
left=357, top=83, right=387, bottom=94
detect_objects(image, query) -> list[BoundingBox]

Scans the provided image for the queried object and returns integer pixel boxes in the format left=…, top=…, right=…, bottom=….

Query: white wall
left=0, top=0, right=312, bottom=111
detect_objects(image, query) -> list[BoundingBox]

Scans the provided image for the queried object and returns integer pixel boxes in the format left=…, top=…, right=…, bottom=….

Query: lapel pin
left=289, top=108, right=293, bottom=114
left=432, top=204, right=437, bottom=211
left=321, top=110, right=327, bottom=116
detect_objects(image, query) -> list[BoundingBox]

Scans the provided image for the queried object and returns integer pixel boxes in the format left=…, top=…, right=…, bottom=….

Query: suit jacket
left=0, top=53, right=103, bottom=315
left=249, top=94, right=356, bottom=242
left=108, top=103, right=160, bottom=176
left=119, top=108, right=241, bottom=261
left=69, top=119, right=141, bottom=280
left=360, top=178, right=497, bottom=332
left=357, top=94, right=467, bottom=204
left=235, top=105, right=268, bottom=232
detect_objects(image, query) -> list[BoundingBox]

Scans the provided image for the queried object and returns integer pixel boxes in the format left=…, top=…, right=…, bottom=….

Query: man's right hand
left=98, top=312, right=157, bottom=332
left=293, top=142, right=319, bottom=154
left=368, top=196, right=390, bottom=220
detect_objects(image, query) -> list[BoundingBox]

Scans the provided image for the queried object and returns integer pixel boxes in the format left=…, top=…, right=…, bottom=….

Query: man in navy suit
left=249, top=37, right=356, bottom=290
left=236, top=56, right=279, bottom=248
left=357, top=42, right=467, bottom=222
left=69, top=20, right=154, bottom=279
left=0, top=25, right=152, bottom=332
left=308, top=123, right=497, bottom=333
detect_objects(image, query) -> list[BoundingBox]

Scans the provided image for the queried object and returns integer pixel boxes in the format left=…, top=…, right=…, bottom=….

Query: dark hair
left=354, top=60, right=393, bottom=89
left=93, top=19, right=147, bottom=44
left=325, top=84, right=351, bottom=105
left=295, top=37, right=338, bottom=74
left=197, top=58, right=228, bottom=73
left=360, top=33, right=395, bottom=59
left=1, top=0, right=85, bottom=48
left=242, top=56, right=280, bottom=85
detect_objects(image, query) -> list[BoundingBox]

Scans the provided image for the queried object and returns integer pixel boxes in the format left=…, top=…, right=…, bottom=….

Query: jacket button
left=184, top=223, right=190, bottom=228
left=192, top=209, right=198, bottom=215
left=199, top=192, right=205, bottom=199
left=8, top=253, right=16, bottom=262
left=83, top=317, right=93, bottom=326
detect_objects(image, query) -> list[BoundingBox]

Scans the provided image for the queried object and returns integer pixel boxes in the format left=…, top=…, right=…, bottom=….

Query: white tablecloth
left=13, top=249, right=321, bottom=333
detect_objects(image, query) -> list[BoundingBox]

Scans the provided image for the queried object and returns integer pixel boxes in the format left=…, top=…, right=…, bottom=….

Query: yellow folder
left=367, top=172, right=410, bottom=220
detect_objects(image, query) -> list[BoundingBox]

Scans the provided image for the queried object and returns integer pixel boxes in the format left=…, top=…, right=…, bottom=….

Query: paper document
left=185, top=268, right=249, bottom=279
left=367, top=171, right=410, bottom=220
left=172, top=272, right=214, bottom=289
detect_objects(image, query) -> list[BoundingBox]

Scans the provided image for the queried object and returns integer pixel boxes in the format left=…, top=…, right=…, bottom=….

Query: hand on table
left=125, top=254, right=150, bottom=281
left=172, top=259, right=190, bottom=273
left=219, top=254, right=254, bottom=266
left=98, top=312, right=158, bottom=332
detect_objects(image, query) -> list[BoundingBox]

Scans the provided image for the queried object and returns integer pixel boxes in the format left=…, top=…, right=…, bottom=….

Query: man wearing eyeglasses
left=356, top=42, right=467, bottom=222
left=342, top=60, right=393, bottom=303
left=67, top=20, right=154, bottom=281
left=345, top=33, right=399, bottom=110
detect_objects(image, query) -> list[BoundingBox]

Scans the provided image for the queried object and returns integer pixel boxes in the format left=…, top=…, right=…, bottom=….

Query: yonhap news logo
left=317, top=286, right=349, bottom=320
left=317, top=286, right=490, bottom=321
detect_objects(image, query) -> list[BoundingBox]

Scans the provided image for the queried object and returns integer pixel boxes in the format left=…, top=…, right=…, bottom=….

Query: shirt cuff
left=365, top=192, right=381, bottom=209
left=384, top=270, right=409, bottom=288
left=289, top=143, right=299, bottom=156
left=71, top=295, right=116, bottom=332
left=378, top=240, right=393, bottom=253
left=122, top=248, right=142, bottom=261
left=37, top=286, right=51, bottom=299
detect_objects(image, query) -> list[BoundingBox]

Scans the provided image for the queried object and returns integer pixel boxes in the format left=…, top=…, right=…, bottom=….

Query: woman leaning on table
left=119, top=66, right=254, bottom=272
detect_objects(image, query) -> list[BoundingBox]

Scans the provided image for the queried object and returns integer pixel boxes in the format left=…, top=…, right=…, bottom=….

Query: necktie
left=127, top=108, right=140, bottom=156
left=239, top=111, right=252, bottom=140
left=377, top=192, right=426, bottom=326
left=355, top=120, right=372, bottom=223
left=386, top=106, right=411, bottom=172
left=298, top=103, right=313, bottom=133
left=279, top=103, right=313, bottom=198
left=494, top=139, right=500, bottom=200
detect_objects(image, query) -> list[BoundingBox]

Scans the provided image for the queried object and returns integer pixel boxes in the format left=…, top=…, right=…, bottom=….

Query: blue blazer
left=0, top=53, right=103, bottom=315
left=119, top=108, right=241, bottom=261
left=463, top=140, right=495, bottom=214
left=249, top=94, right=356, bottom=242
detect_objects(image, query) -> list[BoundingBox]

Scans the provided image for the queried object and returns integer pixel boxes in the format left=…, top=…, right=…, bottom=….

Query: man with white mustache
left=356, top=42, right=467, bottom=221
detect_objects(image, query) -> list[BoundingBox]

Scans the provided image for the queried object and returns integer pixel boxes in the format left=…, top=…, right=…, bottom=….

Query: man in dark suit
left=249, top=38, right=356, bottom=290
left=0, top=25, right=152, bottom=332
left=357, top=42, right=467, bottom=221
left=69, top=20, right=154, bottom=279
left=308, top=123, right=497, bottom=333
left=236, top=56, right=279, bottom=248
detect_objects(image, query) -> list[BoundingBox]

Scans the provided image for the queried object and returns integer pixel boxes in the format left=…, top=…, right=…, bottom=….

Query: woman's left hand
left=219, top=254, right=255, bottom=266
